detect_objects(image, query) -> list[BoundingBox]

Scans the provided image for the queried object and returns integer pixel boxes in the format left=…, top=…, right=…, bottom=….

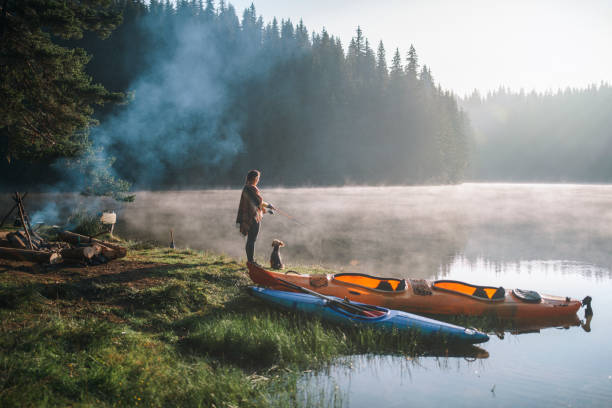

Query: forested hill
left=2, top=0, right=472, bottom=189
left=462, top=85, right=612, bottom=182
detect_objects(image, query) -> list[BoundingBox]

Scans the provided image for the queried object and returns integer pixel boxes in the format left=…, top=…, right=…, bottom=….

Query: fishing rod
left=267, top=204, right=307, bottom=227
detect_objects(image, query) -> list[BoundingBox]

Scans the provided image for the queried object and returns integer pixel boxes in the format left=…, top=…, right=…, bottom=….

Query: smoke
left=4, top=184, right=611, bottom=279
left=29, top=201, right=59, bottom=225
left=0, top=192, right=117, bottom=228
left=1, top=6, right=280, bottom=225
left=91, top=12, right=265, bottom=188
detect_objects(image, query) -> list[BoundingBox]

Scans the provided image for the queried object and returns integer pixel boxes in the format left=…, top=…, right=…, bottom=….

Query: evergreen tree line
left=1, top=0, right=472, bottom=189
left=87, top=0, right=471, bottom=187
left=462, top=84, right=612, bottom=182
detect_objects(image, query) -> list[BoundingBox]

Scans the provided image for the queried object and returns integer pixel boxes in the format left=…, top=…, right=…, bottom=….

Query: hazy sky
left=230, top=0, right=612, bottom=96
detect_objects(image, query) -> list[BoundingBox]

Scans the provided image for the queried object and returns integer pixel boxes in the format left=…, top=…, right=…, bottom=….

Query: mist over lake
left=111, top=183, right=612, bottom=277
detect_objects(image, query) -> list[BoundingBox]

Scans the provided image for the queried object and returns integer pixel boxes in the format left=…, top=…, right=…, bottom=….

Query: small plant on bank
left=67, top=209, right=105, bottom=236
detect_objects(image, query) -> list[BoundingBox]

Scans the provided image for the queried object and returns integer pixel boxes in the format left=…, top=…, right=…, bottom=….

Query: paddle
left=275, top=277, right=385, bottom=317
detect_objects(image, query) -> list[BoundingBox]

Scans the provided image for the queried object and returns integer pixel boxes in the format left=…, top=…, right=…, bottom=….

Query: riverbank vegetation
left=1, top=236, right=475, bottom=407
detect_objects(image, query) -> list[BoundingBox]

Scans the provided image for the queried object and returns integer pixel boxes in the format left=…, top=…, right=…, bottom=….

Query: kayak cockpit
left=327, top=301, right=389, bottom=319
left=332, top=273, right=407, bottom=292
left=433, top=280, right=505, bottom=302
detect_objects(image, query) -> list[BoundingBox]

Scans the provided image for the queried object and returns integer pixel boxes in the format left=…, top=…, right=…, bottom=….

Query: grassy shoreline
left=1, top=237, right=479, bottom=407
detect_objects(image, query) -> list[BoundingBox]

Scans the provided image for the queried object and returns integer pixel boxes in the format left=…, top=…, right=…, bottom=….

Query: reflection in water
left=417, top=345, right=489, bottom=360
left=581, top=313, right=593, bottom=333
left=581, top=297, right=594, bottom=332
left=485, top=312, right=582, bottom=336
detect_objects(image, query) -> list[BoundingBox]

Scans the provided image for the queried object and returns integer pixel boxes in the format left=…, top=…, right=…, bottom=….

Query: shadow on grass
left=0, top=261, right=244, bottom=314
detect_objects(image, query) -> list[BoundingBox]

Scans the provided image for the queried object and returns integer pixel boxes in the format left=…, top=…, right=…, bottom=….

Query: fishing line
left=270, top=206, right=307, bottom=227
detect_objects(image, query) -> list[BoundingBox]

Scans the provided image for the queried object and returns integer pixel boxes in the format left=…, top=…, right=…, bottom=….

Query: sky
left=229, top=0, right=612, bottom=96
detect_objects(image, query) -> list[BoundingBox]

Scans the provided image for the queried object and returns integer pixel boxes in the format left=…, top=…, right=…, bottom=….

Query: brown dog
left=270, top=239, right=285, bottom=270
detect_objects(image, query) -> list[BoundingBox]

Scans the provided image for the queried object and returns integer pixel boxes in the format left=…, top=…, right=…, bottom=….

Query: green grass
left=0, top=241, right=481, bottom=407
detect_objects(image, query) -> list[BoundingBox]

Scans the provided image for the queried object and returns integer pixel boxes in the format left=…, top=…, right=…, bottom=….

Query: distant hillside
left=461, top=84, right=612, bottom=182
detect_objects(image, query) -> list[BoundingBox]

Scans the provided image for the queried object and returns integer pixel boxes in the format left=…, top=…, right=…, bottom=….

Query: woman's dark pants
left=246, top=221, right=260, bottom=263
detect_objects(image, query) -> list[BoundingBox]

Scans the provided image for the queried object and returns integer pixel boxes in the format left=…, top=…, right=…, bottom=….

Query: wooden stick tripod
left=0, top=192, right=34, bottom=249
left=0, top=192, right=28, bottom=228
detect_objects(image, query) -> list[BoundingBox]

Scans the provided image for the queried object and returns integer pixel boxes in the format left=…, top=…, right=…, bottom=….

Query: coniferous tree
left=406, top=44, right=419, bottom=79
left=420, top=65, right=434, bottom=86
left=354, top=26, right=365, bottom=55
left=0, top=0, right=122, bottom=162
left=363, top=39, right=377, bottom=81
left=376, top=40, right=388, bottom=81
left=295, top=19, right=310, bottom=49
left=390, top=48, right=403, bottom=79
left=204, top=0, right=215, bottom=21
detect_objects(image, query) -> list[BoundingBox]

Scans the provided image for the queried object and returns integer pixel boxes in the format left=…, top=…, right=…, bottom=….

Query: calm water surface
left=121, top=183, right=612, bottom=407
left=9, top=183, right=612, bottom=407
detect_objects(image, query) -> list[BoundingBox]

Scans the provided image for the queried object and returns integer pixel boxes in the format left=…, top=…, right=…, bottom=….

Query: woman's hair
left=246, top=169, right=260, bottom=183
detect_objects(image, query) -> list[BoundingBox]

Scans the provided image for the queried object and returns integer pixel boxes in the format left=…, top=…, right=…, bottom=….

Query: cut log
left=58, top=231, right=127, bottom=258
left=60, top=244, right=103, bottom=261
left=0, top=247, right=62, bottom=264
left=99, top=245, right=118, bottom=260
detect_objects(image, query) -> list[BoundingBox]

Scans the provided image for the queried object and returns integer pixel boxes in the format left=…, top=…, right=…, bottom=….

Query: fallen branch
left=60, top=245, right=102, bottom=262
left=58, top=231, right=127, bottom=259
left=0, top=247, right=62, bottom=264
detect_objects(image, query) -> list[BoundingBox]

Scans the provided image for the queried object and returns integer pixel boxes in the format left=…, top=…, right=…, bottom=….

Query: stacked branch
left=58, top=231, right=127, bottom=259
left=0, top=247, right=62, bottom=264
left=0, top=193, right=127, bottom=265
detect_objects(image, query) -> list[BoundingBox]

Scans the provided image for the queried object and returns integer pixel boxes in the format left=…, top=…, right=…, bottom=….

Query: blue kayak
left=248, top=286, right=489, bottom=344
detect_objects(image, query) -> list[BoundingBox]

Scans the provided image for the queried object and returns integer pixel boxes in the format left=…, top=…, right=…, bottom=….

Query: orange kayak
left=247, top=262, right=583, bottom=319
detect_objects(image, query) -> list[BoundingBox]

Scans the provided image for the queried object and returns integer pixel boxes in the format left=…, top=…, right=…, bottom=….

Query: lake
left=10, top=183, right=612, bottom=407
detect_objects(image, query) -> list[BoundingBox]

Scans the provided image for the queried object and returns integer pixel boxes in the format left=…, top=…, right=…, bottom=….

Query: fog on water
left=6, top=183, right=610, bottom=281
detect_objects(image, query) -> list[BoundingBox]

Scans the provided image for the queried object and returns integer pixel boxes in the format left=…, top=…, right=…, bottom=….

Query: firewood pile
left=0, top=192, right=127, bottom=266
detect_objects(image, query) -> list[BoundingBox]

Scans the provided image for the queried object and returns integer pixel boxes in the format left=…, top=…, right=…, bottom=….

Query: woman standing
left=236, top=170, right=274, bottom=264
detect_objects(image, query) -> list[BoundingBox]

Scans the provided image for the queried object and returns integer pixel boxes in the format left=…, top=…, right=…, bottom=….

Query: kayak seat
left=333, top=273, right=407, bottom=292
left=374, top=279, right=407, bottom=291
left=376, top=281, right=393, bottom=291
left=433, top=280, right=505, bottom=302
left=473, top=286, right=505, bottom=300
